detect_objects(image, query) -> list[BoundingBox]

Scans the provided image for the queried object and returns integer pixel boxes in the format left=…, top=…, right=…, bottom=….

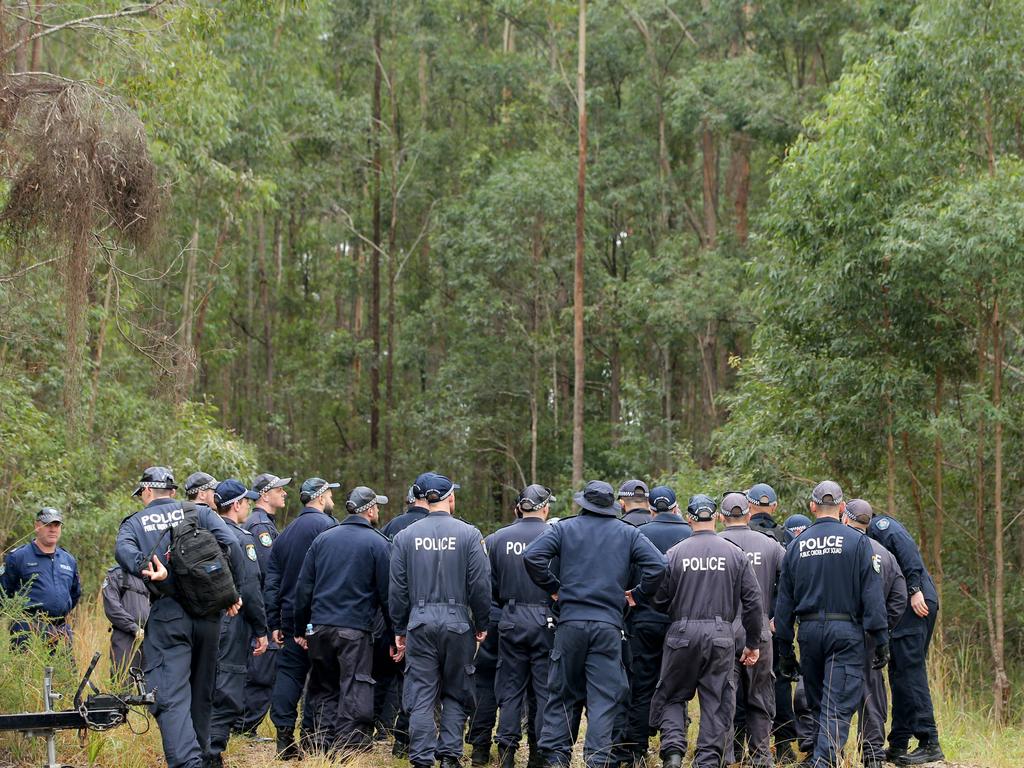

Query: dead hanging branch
left=0, top=73, right=163, bottom=428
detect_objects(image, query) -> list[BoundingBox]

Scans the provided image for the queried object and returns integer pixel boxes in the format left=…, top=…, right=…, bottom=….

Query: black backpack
left=167, top=503, right=239, bottom=618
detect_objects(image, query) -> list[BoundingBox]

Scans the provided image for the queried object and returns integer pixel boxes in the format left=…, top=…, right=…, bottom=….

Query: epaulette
left=370, top=526, right=391, bottom=541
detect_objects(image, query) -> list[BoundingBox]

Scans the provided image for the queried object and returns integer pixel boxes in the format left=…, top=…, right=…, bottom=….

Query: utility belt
left=797, top=612, right=856, bottom=623
left=502, top=598, right=549, bottom=612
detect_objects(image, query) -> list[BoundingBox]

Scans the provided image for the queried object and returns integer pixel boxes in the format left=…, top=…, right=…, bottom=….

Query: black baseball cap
left=746, top=483, right=778, bottom=505
left=300, top=477, right=340, bottom=504
left=132, top=466, right=177, bottom=497
left=649, top=486, right=677, bottom=512
left=845, top=499, right=873, bottom=524
left=411, top=472, right=438, bottom=500
left=184, top=472, right=218, bottom=498
left=253, top=473, right=292, bottom=495
left=518, top=484, right=556, bottom=512
left=347, top=486, right=389, bottom=514
left=687, top=494, right=717, bottom=522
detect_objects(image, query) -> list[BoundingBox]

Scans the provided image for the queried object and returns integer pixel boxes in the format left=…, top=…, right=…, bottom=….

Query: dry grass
left=0, top=601, right=1019, bottom=767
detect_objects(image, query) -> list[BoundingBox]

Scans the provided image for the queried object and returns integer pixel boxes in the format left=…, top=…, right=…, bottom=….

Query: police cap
left=649, top=486, right=677, bottom=513
left=421, top=474, right=459, bottom=504
left=810, top=480, right=844, bottom=505
left=518, top=484, right=556, bottom=512
left=184, top=471, right=218, bottom=499
left=686, top=493, right=717, bottom=522
left=784, top=513, right=811, bottom=540
left=574, top=480, right=621, bottom=516
left=411, top=472, right=438, bottom=500
left=347, top=486, right=388, bottom=514
left=721, top=492, right=749, bottom=517
left=132, top=466, right=177, bottom=497
left=618, top=479, right=649, bottom=499
left=214, top=479, right=259, bottom=509
left=845, top=498, right=873, bottom=524
left=36, top=507, right=63, bottom=525
left=746, top=483, right=778, bottom=506
left=300, top=477, right=341, bottom=504
left=253, top=473, right=292, bottom=495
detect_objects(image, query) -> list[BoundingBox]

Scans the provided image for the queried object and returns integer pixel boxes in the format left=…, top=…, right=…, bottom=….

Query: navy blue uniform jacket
left=1, top=542, right=81, bottom=618
left=115, top=498, right=246, bottom=602
left=774, top=516, right=887, bottom=645
left=263, top=506, right=337, bottom=636
left=382, top=505, right=429, bottom=539
left=485, top=517, right=552, bottom=607
left=523, top=513, right=666, bottom=629
left=243, top=506, right=279, bottom=584
left=630, top=512, right=692, bottom=626
left=225, top=519, right=268, bottom=638
left=867, top=515, right=938, bottom=606
left=292, top=515, right=392, bottom=635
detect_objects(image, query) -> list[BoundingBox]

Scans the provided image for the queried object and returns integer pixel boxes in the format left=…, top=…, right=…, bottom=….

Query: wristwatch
left=908, top=585, right=921, bottom=596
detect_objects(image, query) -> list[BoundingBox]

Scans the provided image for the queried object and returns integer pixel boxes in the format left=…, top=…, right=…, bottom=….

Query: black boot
left=392, top=738, right=410, bottom=759
left=276, top=733, right=300, bottom=761
left=885, top=745, right=908, bottom=763
left=442, top=756, right=465, bottom=768
left=896, top=741, right=945, bottom=765
left=661, top=753, right=683, bottom=768
left=471, top=744, right=491, bottom=766
left=498, top=745, right=516, bottom=768
left=775, top=742, right=796, bottom=765
left=526, top=749, right=545, bottom=768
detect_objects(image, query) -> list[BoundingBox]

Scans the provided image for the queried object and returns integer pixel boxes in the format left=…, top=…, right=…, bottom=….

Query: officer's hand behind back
left=872, top=643, right=890, bottom=670
left=253, top=635, right=268, bottom=657
left=778, top=644, right=799, bottom=681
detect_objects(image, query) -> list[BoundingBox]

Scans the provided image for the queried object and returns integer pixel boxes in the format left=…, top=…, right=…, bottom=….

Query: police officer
left=293, top=486, right=392, bottom=754
left=649, top=493, right=762, bottom=768
left=774, top=481, right=888, bottom=768
left=378, top=474, right=434, bottom=758
left=843, top=500, right=907, bottom=768
left=618, top=479, right=651, bottom=526
left=747, top=483, right=787, bottom=545
left=102, top=562, right=150, bottom=674
left=523, top=480, right=665, bottom=768
left=775, top=512, right=813, bottom=763
left=622, top=486, right=691, bottom=768
left=114, top=467, right=246, bottom=768
left=866, top=508, right=943, bottom=765
left=382, top=473, right=433, bottom=538
left=719, top=492, right=785, bottom=768
left=184, top=471, right=218, bottom=509
left=389, top=474, right=491, bottom=768
left=2, top=507, right=81, bottom=649
left=238, top=472, right=290, bottom=738
left=207, top=480, right=269, bottom=768
left=487, top=484, right=557, bottom=768
left=263, top=476, right=339, bottom=760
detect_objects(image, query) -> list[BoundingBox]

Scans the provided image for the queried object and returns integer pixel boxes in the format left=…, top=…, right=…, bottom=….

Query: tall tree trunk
left=179, top=218, right=200, bottom=396
left=701, top=123, right=718, bottom=249
left=369, top=12, right=383, bottom=459
left=258, top=208, right=274, bottom=447
left=731, top=132, right=751, bottom=245
left=571, top=0, right=587, bottom=491
left=86, top=261, right=114, bottom=436
left=62, top=231, right=89, bottom=431
left=384, top=60, right=401, bottom=487
left=991, top=298, right=1009, bottom=721
left=932, top=368, right=944, bottom=612
left=13, top=0, right=28, bottom=72
left=885, top=394, right=896, bottom=517
left=29, top=0, right=40, bottom=70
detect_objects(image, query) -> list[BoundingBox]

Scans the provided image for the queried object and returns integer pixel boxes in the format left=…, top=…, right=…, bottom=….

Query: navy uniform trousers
left=143, top=598, right=220, bottom=768
left=239, top=641, right=278, bottom=733
left=209, top=606, right=252, bottom=758
left=623, top=621, right=667, bottom=761
left=888, top=601, right=939, bottom=749
left=728, top=635, right=775, bottom=768
left=404, top=608, right=478, bottom=767
left=306, top=626, right=375, bottom=751
left=651, top=619, right=732, bottom=768
left=270, top=637, right=315, bottom=741
left=797, top=619, right=864, bottom=768
left=494, top=603, right=552, bottom=752
left=466, top=613, right=500, bottom=751
left=858, top=633, right=888, bottom=763
left=540, top=620, right=629, bottom=768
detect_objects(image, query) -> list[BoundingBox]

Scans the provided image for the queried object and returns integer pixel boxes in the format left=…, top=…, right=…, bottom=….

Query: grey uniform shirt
left=653, top=530, right=763, bottom=649
left=720, top=524, right=786, bottom=643
left=389, top=511, right=491, bottom=634
left=866, top=536, right=908, bottom=631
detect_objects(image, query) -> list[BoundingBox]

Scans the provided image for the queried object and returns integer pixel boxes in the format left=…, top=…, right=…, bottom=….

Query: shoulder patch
left=876, top=518, right=890, bottom=531
left=872, top=554, right=882, bottom=574
left=259, top=532, right=273, bottom=547
left=246, top=544, right=258, bottom=562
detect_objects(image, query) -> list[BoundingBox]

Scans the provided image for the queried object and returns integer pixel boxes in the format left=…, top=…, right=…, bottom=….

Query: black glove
left=872, top=643, right=890, bottom=670
left=778, top=644, right=799, bottom=681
